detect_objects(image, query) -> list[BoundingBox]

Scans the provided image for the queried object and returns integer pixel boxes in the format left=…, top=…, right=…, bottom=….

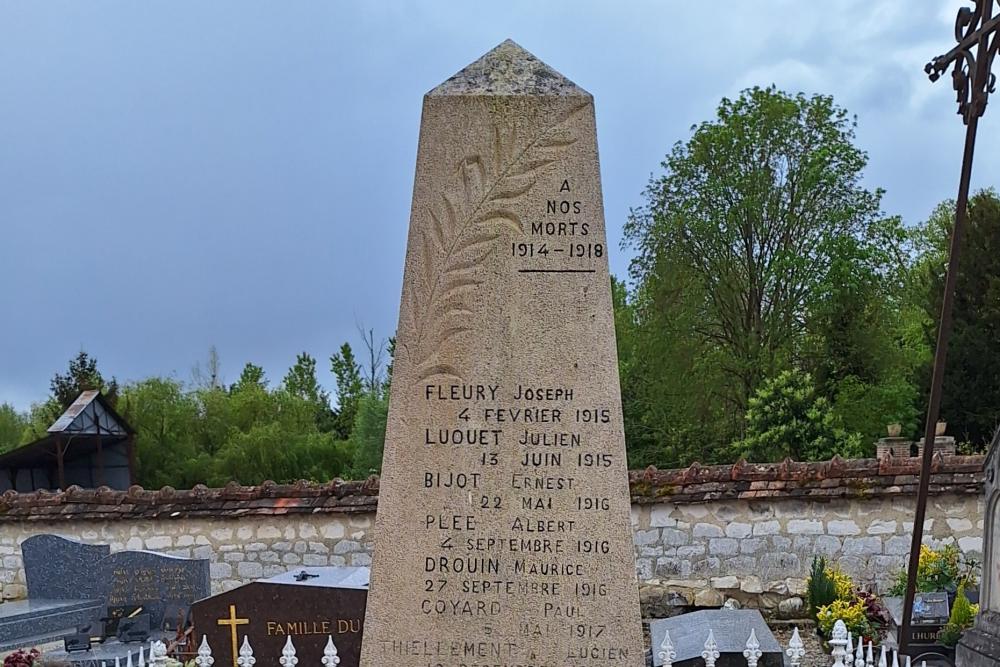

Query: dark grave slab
left=101, top=550, right=210, bottom=631
left=649, top=609, right=783, bottom=667
left=0, top=599, right=105, bottom=651
left=22, top=534, right=109, bottom=601
left=191, top=566, right=368, bottom=667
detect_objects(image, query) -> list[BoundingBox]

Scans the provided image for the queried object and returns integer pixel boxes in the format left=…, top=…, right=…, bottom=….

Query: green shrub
left=939, top=582, right=979, bottom=647
left=807, top=557, right=838, bottom=619
left=729, top=369, right=865, bottom=462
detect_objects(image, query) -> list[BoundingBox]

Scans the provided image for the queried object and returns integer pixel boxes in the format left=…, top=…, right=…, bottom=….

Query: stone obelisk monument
left=360, top=40, right=643, bottom=666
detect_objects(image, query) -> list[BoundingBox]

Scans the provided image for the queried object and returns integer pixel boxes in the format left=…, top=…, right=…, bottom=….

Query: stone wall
left=0, top=456, right=985, bottom=615
left=0, top=513, right=374, bottom=600
left=630, top=493, right=983, bottom=616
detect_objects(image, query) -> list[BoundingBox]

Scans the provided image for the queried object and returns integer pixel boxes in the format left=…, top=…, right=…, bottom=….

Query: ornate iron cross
left=902, top=0, right=1000, bottom=655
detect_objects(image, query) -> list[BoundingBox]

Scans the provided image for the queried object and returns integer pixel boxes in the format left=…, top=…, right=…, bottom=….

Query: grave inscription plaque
left=360, top=40, right=643, bottom=666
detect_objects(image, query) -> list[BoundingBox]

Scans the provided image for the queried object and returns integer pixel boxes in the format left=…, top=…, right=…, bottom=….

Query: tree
left=191, top=345, right=223, bottom=390
left=624, top=87, right=886, bottom=420
left=918, top=190, right=1000, bottom=447
left=730, top=369, right=864, bottom=462
left=232, top=363, right=267, bottom=392
left=283, top=352, right=335, bottom=432
left=50, top=351, right=119, bottom=408
left=0, top=404, right=28, bottom=453
left=117, top=378, right=205, bottom=489
left=349, top=393, right=389, bottom=477
left=619, top=86, right=907, bottom=464
left=330, top=344, right=364, bottom=440
left=283, top=353, right=329, bottom=405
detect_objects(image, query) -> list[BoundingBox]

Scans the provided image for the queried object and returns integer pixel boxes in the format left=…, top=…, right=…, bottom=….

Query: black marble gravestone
left=101, top=549, right=210, bottom=632
left=649, top=609, right=783, bottom=667
left=191, top=566, right=368, bottom=667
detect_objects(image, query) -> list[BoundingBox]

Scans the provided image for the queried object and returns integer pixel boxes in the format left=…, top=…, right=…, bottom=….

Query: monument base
left=957, top=622, right=1000, bottom=667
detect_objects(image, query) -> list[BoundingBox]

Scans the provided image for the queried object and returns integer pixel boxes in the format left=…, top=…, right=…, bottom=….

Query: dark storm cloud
left=0, top=1, right=992, bottom=409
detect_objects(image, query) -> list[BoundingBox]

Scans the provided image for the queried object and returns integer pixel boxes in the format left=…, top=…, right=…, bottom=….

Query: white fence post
left=237, top=636, right=256, bottom=667
left=830, top=620, right=848, bottom=667
left=657, top=629, right=676, bottom=667
left=280, top=636, right=298, bottom=667
left=786, top=626, right=805, bottom=667
left=866, top=641, right=874, bottom=667
left=138, top=646, right=146, bottom=667
left=702, top=630, right=720, bottom=667
left=322, top=636, right=341, bottom=667
left=743, top=628, right=762, bottom=667
left=846, top=632, right=854, bottom=667
left=149, top=641, right=168, bottom=667
left=196, top=635, right=215, bottom=667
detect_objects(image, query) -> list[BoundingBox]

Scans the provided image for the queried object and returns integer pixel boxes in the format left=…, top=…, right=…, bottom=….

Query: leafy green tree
left=117, top=378, right=205, bottom=488
left=729, top=369, right=864, bottom=462
left=624, top=87, right=887, bottom=428
left=232, top=363, right=267, bottom=392
left=50, top=351, right=119, bottom=408
left=283, top=352, right=336, bottom=431
left=0, top=404, right=28, bottom=453
left=802, top=228, right=924, bottom=440
left=917, top=190, right=1000, bottom=447
left=349, top=393, right=389, bottom=477
left=330, top=344, right=364, bottom=440
left=283, top=353, right=328, bottom=405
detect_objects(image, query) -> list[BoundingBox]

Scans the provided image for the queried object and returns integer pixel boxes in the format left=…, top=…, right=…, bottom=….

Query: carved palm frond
left=403, top=102, right=588, bottom=382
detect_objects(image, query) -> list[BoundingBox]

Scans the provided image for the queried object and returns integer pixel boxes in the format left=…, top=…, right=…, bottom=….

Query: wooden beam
left=55, top=437, right=66, bottom=490
left=96, top=436, right=105, bottom=487
left=127, top=434, right=137, bottom=486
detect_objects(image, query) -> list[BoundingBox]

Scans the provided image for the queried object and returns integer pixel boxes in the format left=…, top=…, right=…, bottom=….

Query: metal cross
left=902, top=0, right=1000, bottom=655
left=216, top=604, right=250, bottom=667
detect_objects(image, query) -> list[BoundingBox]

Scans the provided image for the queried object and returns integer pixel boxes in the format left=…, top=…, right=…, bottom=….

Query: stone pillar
left=359, top=40, right=643, bottom=666
left=957, top=433, right=1000, bottom=665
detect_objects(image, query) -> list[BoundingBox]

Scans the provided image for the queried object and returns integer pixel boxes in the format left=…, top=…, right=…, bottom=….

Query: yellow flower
left=826, top=567, right=855, bottom=601
left=817, top=598, right=869, bottom=638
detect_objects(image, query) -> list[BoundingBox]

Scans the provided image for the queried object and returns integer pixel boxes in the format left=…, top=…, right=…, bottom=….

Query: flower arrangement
left=3, top=649, right=39, bottom=667
left=807, top=556, right=889, bottom=642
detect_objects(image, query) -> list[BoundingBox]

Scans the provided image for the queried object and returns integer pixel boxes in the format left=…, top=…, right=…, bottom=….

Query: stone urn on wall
left=887, top=423, right=903, bottom=438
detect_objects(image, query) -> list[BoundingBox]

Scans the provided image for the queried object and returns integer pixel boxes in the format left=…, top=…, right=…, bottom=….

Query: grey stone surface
left=361, top=39, right=641, bottom=666
left=958, top=434, right=1000, bottom=665
left=22, top=534, right=109, bottom=600
left=101, top=549, right=210, bottom=627
left=649, top=609, right=782, bottom=667
left=428, top=39, right=588, bottom=97
left=0, top=598, right=105, bottom=650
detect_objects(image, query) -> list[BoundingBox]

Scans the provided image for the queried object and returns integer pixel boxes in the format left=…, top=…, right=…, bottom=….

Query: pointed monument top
left=428, top=39, right=589, bottom=97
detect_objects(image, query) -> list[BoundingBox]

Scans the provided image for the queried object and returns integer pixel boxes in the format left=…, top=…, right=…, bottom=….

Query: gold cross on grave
left=216, top=604, right=249, bottom=667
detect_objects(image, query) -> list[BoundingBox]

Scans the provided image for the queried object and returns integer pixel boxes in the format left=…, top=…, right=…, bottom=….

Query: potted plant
left=887, top=423, right=902, bottom=438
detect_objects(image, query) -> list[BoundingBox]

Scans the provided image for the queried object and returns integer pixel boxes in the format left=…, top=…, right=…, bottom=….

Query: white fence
left=95, top=635, right=340, bottom=667
left=98, top=619, right=933, bottom=667
left=658, top=619, right=937, bottom=667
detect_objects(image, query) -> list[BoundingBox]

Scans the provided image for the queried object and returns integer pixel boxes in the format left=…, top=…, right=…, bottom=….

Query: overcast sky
left=1, top=1, right=995, bottom=411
